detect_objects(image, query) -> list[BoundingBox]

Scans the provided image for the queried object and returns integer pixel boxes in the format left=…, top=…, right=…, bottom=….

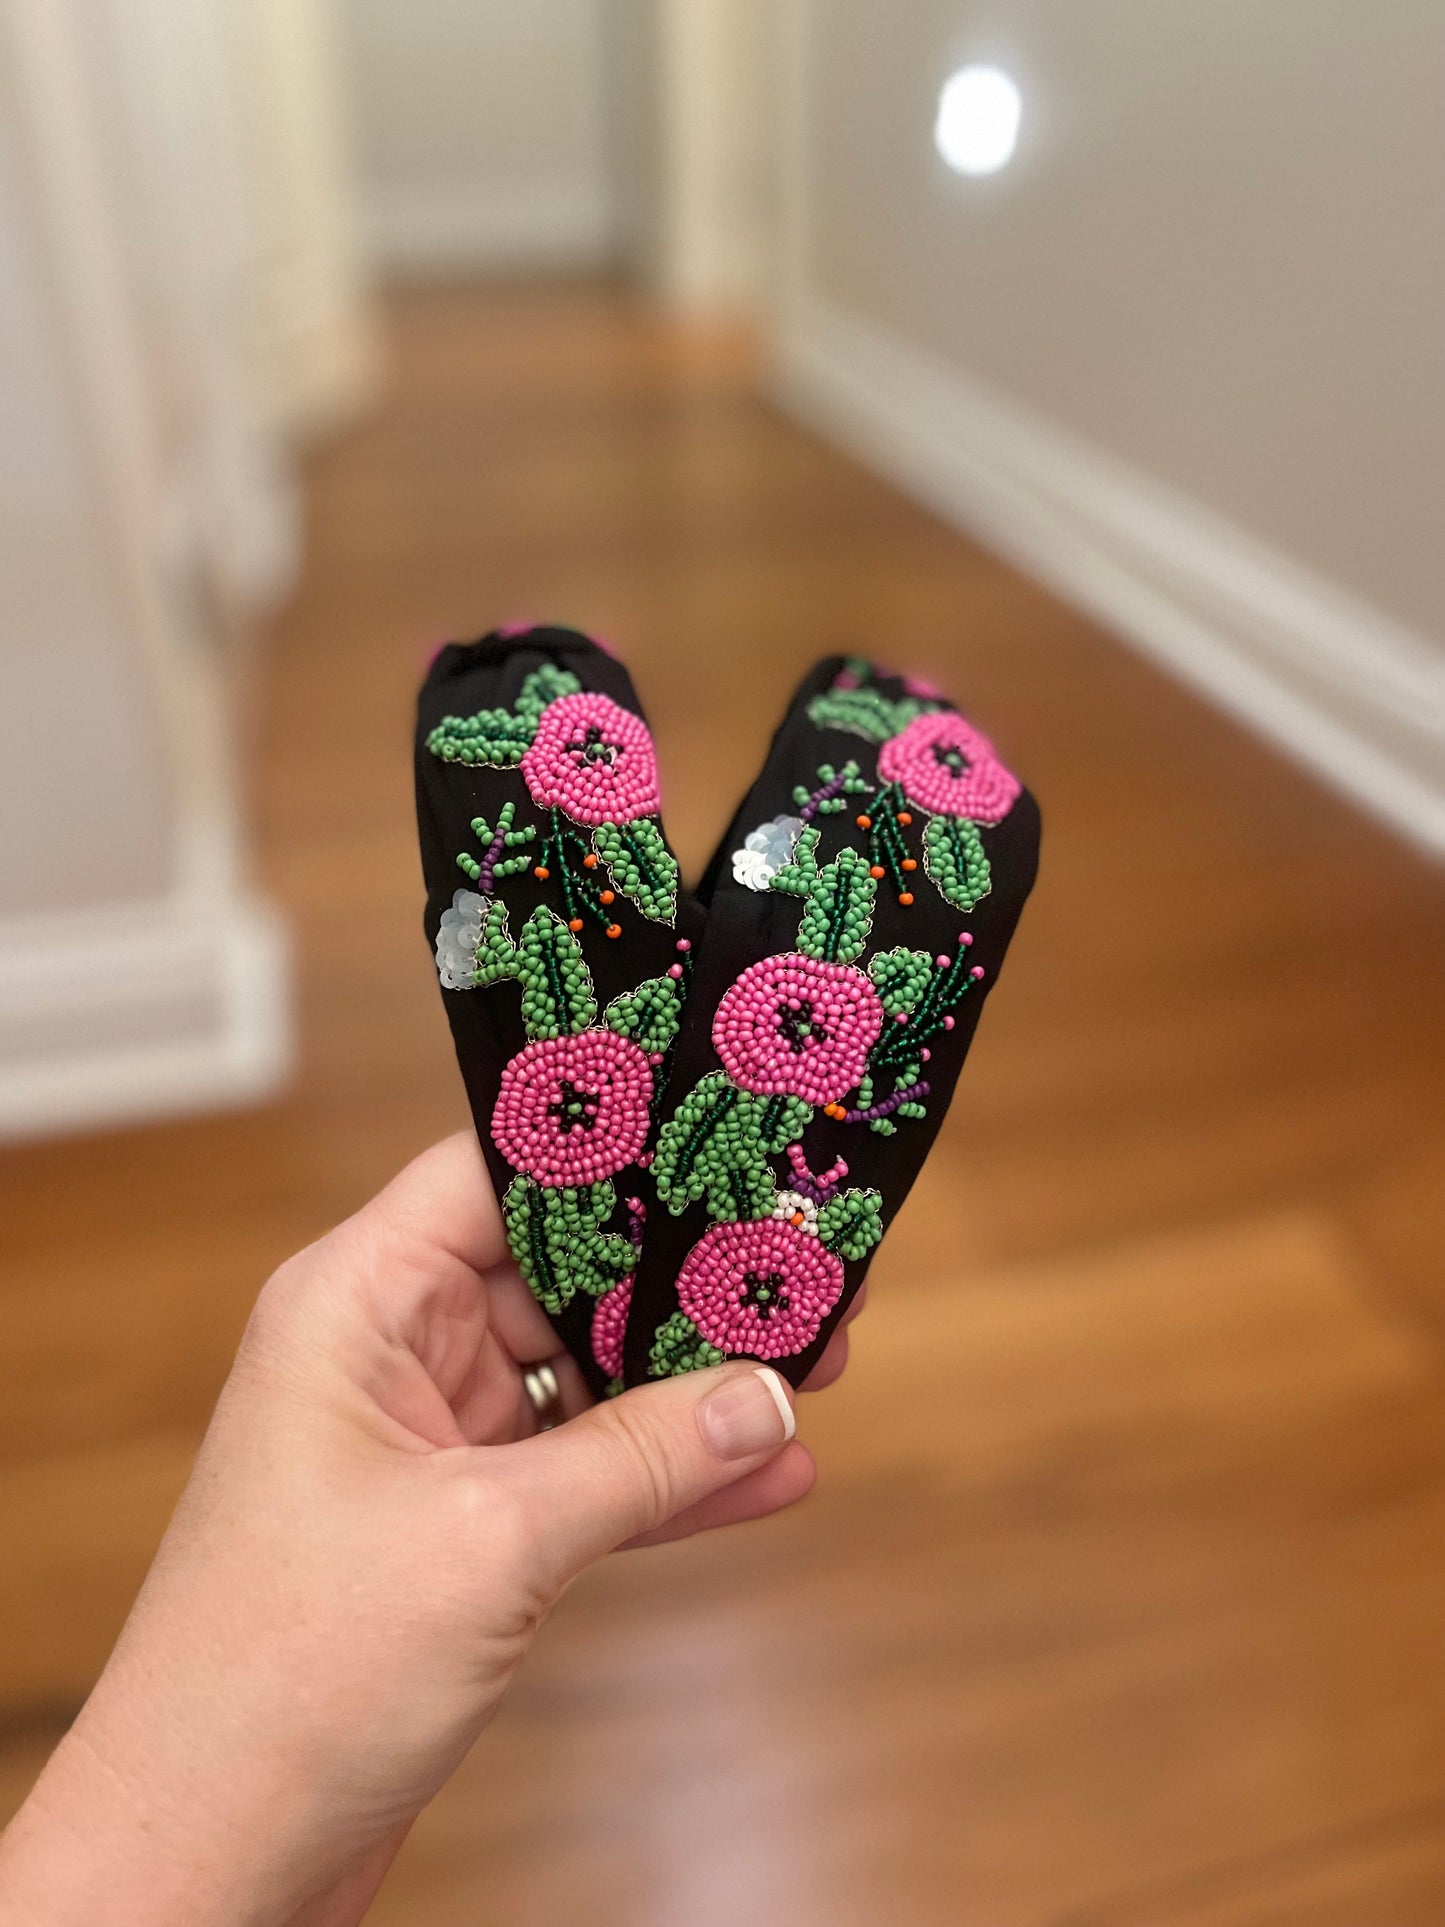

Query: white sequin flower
left=731, top=814, right=805, bottom=891
left=770, top=1188, right=820, bottom=1236
left=435, top=888, right=486, bottom=990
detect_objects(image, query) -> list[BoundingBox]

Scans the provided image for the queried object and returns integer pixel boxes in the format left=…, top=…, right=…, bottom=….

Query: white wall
left=340, top=0, right=620, bottom=271
left=0, top=0, right=371, bottom=1140
left=775, top=0, right=1444, bottom=847
left=637, top=0, right=777, bottom=312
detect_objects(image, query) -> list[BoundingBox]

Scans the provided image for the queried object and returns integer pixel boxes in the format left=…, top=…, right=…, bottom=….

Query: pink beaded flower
left=877, top=710, right=1020, bottom=824
left=521, top=691, right=662, bottom=827
left=712, top=953, right=882, bottom=1106
left=591, top=1275, right=633, bottom=1380
left=492, top=1030, right=653, bottom=1185
left=677, top=1219, right=845, bottom=1361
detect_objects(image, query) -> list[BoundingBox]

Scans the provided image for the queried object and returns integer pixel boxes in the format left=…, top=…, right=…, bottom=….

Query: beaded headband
left=416, top=629, right=1039, bottom=1393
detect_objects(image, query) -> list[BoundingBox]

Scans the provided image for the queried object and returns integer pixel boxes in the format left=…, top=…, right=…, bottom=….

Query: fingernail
left=697, top=1367, right=797, bottom=1461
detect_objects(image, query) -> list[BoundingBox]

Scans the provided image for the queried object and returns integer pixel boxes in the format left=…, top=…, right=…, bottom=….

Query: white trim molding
left=1, top=0, right=298, bottom=1144
left=0, top=889, right=291, bottom=1144
left=775, top=298, right=1445, bottom=855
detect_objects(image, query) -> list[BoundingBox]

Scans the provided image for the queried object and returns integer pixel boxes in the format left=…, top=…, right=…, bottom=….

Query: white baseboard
left=0, top=889, right=293, bottom=1143
left=776, top=299, right=1445, bottom=855
left=364, top=182, right=617, bottom=276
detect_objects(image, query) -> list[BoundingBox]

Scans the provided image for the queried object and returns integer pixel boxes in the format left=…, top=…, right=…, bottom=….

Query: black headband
left=416, top=628, right=1039, bottom=1393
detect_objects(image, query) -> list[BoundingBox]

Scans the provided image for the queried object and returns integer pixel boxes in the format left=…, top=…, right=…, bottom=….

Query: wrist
left=0, top=1648, right=347, bottom=1925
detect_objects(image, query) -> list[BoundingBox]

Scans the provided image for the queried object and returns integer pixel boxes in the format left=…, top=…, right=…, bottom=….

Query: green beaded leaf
left=806, top=687, right=933, bottom=744
left=756, top=1091, right=813, bottom=1154
left=768, top=824, right=821, bottom=898
left=504, top=1177, right=635, bottom=1316
left=426, top=665, right=581, bottom=766
left=923, top=813, right=992, bottom=913
left=592, top=817, right=678, bottom=922
left=796, top=848, right=878, bottom=966
left=565, top=1181, right=638, bottom=1298
left=473, top=897, right=520, bottom=987
left=604, top=973, right=683, bottom=1055
left=514, top=907, right=598, bottom=1039
left=816, top=1187, right=884, bottom=1261
left=515, top=664, right=580, bottom=722
left=648, top=1311, right=725, bottom=1378
left=868, top=947, right=934, bottom=1017
left=653, top=1073, right=809, bottom=1222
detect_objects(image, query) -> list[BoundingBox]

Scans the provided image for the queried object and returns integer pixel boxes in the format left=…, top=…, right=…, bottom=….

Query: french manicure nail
left=697, top=1367, right=797, bottom=1461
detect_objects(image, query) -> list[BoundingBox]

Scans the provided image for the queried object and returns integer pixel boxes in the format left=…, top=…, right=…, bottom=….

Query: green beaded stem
left=427, top=664, right=581, bottom=765
left=922, top=813, right=992, bottom=913
left=591, top=817, right=678, bottom=923
left=536, top=808, right=618, bottom=935
left=648, top=1311, right=725, bottom=1378
left=856, top=781, right=921, bottom=901
left=870, top=941, right=981, bottom=1079
left=504, top=1177, right=636, bottom=1315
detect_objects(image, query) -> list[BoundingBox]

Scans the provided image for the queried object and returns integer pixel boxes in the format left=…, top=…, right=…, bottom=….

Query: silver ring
left=522, top=1360, right=565, bottom=1431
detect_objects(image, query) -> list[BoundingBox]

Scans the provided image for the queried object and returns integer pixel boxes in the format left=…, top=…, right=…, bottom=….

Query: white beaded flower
left=435, top=888, right=486, bottom=990
left=731, top=814, right=805, bottom=891
left=770, top=1188, right=820, bottom=1236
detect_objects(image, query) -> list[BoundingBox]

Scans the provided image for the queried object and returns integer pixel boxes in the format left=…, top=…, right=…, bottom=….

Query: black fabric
left=415, top=629, right=1040, bottom=1397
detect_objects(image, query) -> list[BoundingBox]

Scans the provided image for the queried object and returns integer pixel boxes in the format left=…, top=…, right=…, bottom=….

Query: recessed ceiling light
left=935, top=64, right=1022, bottom=177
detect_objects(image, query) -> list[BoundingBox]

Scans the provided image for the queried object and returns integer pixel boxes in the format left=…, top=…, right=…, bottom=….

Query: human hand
left=0, top=1134, right=845, bottom=1926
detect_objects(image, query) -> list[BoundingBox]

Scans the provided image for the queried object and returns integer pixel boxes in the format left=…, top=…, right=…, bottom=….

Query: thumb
left=496, top=1362, right=798, bottom=1585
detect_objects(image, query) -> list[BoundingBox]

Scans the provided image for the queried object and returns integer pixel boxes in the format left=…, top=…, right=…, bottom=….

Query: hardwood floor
left=2, top=283, right=1442, bottom=1924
